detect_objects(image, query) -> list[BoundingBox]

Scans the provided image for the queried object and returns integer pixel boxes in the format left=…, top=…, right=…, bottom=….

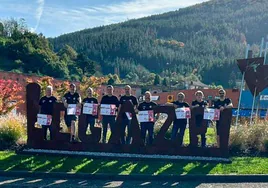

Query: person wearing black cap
left=213, top=89, right=233, bottom=147
left=100, top=85, right=119, bottom=143
left=62, top=83, right=81, bottom=142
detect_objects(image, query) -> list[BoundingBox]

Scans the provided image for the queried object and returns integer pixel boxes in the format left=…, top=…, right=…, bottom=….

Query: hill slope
left=50, top=0, right=268, bottom=87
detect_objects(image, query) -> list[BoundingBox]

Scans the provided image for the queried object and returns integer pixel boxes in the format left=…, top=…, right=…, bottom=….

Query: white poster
left=67, top=104, right=81, bottom=115
left=138, top=110, right=154, bottom=122
left=203, top=108, right=220, bottom=121
left=100, top=104, right=116, bottom=115
left=83, top=103, right=98, bottom=115
left=175, top=107, right=191, bottom=119
left=37, top=114, right=52, bottom=126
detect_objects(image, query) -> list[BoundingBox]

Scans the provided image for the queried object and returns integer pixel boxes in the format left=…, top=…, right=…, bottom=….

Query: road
left=0, top=176, right=268, bottom=188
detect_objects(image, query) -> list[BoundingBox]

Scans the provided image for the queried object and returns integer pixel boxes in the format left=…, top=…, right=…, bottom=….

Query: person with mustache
left=213, top=89, right=233, bottom=147
left=137, top=91, right=159, bottom=145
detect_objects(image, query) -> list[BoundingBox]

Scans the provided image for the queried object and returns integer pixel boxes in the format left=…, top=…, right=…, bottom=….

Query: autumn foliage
left=27, top=76, right=69, bottom=99
left=0, top=79, right=23, bottom=115
left=27, top=75, right=108, bottom=99
left=80, top=76, right=108, bottom=98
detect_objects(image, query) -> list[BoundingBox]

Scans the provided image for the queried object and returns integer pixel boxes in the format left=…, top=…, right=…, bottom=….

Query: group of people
left=39, top=83, right=233, bottom=147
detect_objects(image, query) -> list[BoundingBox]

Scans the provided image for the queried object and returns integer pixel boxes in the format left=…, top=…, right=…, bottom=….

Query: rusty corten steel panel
left=27, top=83, right=232, bottom=158
left=237, top=57, right=268, bottom=96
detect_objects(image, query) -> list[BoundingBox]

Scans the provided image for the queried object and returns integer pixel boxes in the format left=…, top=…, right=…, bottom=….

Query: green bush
left=0, top=113, right=26, bottom=149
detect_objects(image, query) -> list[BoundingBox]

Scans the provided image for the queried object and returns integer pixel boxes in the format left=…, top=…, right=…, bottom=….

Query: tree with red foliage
left=0, top=79, right=23, bottom=115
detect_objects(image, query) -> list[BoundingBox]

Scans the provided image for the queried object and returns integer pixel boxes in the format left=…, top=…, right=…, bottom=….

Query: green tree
left=107, top=77, right=115, bottom=85
left=76, top=53, right=95, bottom=76
left=58, top=44, right=77, bottom=60
left=153, top=74, right=161, bottom=85
left=162, top=77, right=168, bottom=86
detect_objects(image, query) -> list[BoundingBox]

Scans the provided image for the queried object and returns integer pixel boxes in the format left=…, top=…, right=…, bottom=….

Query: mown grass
left=1, top=151, right=268, bottom=175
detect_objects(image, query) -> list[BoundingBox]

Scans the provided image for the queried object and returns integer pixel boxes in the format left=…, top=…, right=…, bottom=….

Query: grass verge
left=0, top=151, right=268, bottom=175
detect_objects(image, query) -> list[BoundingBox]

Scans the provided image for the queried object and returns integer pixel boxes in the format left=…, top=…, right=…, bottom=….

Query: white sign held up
left=175, top=107, right=191, bottom=119
left=67, top=104, right=81, bottom=115
left=203, top=108, right=220, bottom=121
left=83, top=103, right=98, bottom=115
left=37, top=114, right=52, bottom=126
left=138, top=110, right=154, bottom=122
left=100, top=104, right=116, bottom=115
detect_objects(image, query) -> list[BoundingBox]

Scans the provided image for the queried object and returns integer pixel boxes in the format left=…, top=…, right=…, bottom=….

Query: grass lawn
left=0, top=151, right=268, bottom=175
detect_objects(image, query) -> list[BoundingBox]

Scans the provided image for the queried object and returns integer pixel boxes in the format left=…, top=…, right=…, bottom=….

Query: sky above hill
left=0, top=0, right=209, bottom=37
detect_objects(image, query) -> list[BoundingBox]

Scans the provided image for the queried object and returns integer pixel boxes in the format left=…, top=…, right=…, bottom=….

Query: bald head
left=125, top=85, right=131, bottom=96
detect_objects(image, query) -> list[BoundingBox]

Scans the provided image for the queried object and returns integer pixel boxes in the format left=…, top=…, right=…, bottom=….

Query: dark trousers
left=86, top=116, right=96, bottom=133
left=196, top=116, right=206, bottom=147
left=171, top=120, right=187, bottom=146
left=102, top=116, right=116, bottom=143
left=121, top=118, right=132, bottom=144
left=42, top=125, right=52, bottom=140
left=200, top=133, right=206, bottom=147
left=140, top=122, right=154, bottom=145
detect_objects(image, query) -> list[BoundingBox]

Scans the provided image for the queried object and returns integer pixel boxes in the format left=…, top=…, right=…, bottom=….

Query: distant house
left=185, top=80, right=209, bottom=89
left=150, top=89, right=240, bottom=107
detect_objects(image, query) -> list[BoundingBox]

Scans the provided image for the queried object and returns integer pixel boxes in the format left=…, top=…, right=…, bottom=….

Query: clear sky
left=0, top=0, right=209, bottom=37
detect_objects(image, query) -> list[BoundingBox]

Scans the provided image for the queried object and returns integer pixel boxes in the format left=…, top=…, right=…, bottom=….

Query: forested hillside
left=50, top=0, right=268, bottom=87
left=0, top=19, right=96, bottom=81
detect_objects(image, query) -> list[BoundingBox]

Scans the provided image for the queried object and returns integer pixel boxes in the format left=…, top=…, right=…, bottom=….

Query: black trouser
left=42, top=125, right=52, bottom=140
left=86, top=116, right=96, bottom=133
left=196, top=115, right=206, bottom=147
left=121, top=118, right=132, bottom=144
left=140, top=122, right=154, bottom=145
left=102, top=116, right=116, bottom=143
left=171, top=120, right=187, bottom=146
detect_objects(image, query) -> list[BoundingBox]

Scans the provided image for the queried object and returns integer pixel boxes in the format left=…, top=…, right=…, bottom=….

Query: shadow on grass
left=0, top=152, right=219, bottom=187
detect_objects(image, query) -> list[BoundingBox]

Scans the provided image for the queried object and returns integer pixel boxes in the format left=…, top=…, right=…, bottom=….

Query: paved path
left=1, top=176, right=268, bottom=188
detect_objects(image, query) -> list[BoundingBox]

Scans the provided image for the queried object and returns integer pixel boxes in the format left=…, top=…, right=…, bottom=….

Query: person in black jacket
left=100, top=85, right=119, bottom=143
left=191, top=90, right=208, bottom=147
left=62, top=83, right=81, bottom=142
left=213, top=89, right=233, bottom=147
left=39, top=86, right=57, bottom=140
left=82, top=87, right=98, bottom=133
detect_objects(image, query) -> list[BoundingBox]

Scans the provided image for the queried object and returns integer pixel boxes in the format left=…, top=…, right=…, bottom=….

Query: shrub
left=0, top=79, right=23, bottom=115
left=0, top=113, right=26, bottom=149
left=229, top=120, right=268, bottom=154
